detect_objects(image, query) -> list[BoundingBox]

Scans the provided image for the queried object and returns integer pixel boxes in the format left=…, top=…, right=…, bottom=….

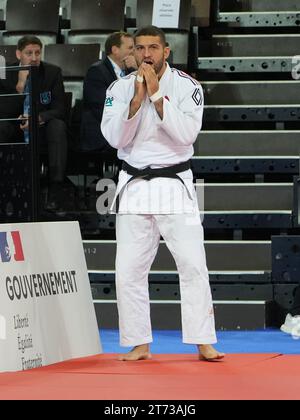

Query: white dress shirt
left=108, top=57, right=125, bottom=79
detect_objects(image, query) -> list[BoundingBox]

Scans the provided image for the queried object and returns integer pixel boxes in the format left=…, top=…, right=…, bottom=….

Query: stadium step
left=202, top=81, right=300, bottom=106
left=200, top=35, right=300, bottom=57
left=86, top=237, right=275, bottom=331
left=202, top=80, right=300, bottom=120
left=83, top=240, right=272, bottom=272
left=93, top=300, right=275, bottom=330
left=192, top=157, right=299, bottom=175
left=217, top=11, right=300, bottom=27
left=79, top=180, right=295, bottom=232
left=87, top=182, right=294, bottom=212
left=202, top=81, right=300, bottom=121
left=198, top=56, right=298, bottom=74
left=195, top=130, right=300, bottom=157
left=204, top=105, right=300, bottom=122
left=198, top=35, right=300, bottom=73
left=78, top=210, right=292, bottom=232
left=200, top=182, right=293, bottom=212
left=216, top=0, right=300, bottom=27
left=218, top=0, right=299, bottom=12
left=192, top=130, right=300, bottom=175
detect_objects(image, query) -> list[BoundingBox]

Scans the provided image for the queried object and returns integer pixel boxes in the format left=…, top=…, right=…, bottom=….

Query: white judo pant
left=115, top=213, right=217, bottom=347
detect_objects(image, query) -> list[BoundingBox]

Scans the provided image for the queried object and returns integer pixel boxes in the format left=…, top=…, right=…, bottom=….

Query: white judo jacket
left=101, top=63, right=204, bottom=214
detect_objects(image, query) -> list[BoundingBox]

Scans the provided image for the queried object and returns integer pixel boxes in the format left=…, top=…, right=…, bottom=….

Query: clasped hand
left=135, top=63, right=159, bottom=102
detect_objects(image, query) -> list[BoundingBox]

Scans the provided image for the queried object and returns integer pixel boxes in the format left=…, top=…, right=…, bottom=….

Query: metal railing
left=0, top=65, right=40, bottom=222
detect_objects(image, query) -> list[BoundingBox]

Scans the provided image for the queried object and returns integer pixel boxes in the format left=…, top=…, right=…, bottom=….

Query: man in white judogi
left=102, top=26, right=224, bottom=362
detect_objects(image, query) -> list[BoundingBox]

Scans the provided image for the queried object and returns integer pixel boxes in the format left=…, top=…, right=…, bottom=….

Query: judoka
left=102, top=26, right=225, bottom=362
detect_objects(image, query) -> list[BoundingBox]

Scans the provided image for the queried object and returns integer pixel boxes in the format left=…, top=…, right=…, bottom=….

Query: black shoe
left=45, top=200, right=58, bottom=211
left=46, top=181, right=76, bottom=213
left=45, top=183, right=63, bottom=212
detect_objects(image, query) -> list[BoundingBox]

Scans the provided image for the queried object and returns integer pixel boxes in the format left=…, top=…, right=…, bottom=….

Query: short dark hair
left=134, top=26, right=167, bottom=47
left=105, top=32, right=132, bottom=56
left=17, top=36, right=43, bottom=51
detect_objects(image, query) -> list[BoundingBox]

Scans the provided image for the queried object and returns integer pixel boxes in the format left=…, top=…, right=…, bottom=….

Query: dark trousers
left=0, top=119, right=68, bottom=184
left=40, top=119, right=67, bottom=183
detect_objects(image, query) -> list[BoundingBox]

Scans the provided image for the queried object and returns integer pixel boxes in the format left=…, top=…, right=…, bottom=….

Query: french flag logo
left=0, top=232, right=25, bottom=263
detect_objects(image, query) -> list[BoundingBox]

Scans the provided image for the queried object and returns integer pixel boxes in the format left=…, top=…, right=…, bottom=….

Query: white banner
left=0, top=222, right=101, bottom=373
left=152, top=0, right=181, bottom=28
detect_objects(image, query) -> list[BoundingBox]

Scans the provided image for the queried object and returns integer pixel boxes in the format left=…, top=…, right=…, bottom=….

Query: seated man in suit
left=81, top=32, right=138, bottom=152
left=0, top=35, right=68, bottom=211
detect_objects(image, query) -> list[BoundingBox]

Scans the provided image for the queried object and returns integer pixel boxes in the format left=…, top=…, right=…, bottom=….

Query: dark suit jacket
left=81, top=57, right=117, bottom=152
left=0, top=61, right=66, bottom=123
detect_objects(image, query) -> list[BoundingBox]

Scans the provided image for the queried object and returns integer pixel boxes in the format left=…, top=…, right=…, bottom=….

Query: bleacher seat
left=125, top=0, right=137, bottom=20
left=191, top=0, right=211, bottom=27
left=67, top=0, right=125, bottom=46
left=0, top=44, right=16, bottom=65
left=0, top=0, right=7, bottom=20
left=44, top=44, right=100, bottom=157
left=136, top=0, right=192, bottom=68
left=60, top=0, right=71, bottom=20
left=3, top=0, right=60, bottom=46
left=44, top=44, right=101, bottom=107
left=44, top=44, right=101, bottom=78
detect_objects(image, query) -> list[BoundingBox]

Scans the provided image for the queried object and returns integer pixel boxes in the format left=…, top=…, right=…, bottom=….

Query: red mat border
left=0, top=354, right=299, bottom=400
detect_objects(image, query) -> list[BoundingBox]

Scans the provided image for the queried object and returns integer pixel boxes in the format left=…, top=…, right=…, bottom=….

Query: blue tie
left=120, top=69, right=126, bottom=78
left=23, top=78, right=30, bottom=144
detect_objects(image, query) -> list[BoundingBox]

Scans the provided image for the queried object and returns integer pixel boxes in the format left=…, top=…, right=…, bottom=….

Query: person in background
left=81, top=32, right=138, bottom=152
left=0, top=35, right=68, bottom=211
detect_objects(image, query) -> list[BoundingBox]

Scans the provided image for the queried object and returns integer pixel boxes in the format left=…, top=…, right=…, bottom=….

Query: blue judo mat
left=100, top=329, right=300, bottom=355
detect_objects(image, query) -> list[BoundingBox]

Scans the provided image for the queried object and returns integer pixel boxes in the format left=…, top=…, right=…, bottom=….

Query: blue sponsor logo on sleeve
left=105, top=97, right=114, bottom=107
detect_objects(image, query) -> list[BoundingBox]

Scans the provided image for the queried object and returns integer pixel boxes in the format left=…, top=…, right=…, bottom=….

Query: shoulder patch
left=105, top=96, right=114, bottom=107
left=192, top=88, right=203, bottom=106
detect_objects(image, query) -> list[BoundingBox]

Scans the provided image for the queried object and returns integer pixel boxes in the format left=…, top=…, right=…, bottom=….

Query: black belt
left=115, top=160, right=193, bottom=213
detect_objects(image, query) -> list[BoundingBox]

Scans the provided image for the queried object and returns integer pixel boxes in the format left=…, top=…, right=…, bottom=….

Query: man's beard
left=153, top=57, right=165, bottom=75
left=141, top=57, right=165, bottom=75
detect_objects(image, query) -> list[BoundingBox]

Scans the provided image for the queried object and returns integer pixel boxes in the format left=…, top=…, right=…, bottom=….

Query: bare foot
left=198, top=344, right=225, bottom=362
left=118, top=344, right=152, bottom=362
